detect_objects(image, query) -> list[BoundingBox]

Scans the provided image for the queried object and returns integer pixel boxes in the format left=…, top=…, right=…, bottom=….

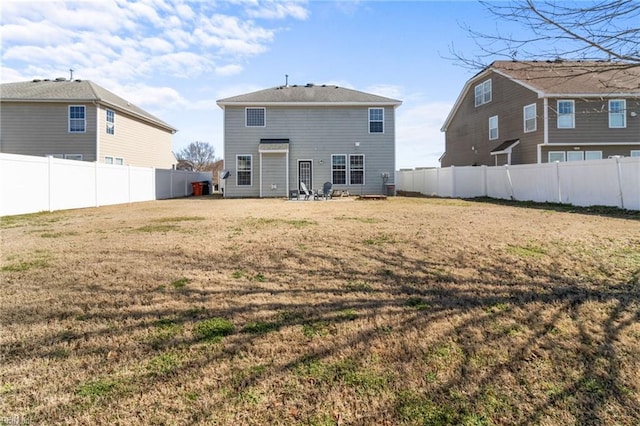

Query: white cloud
left=396, top=101, right=450, bottom=168
left=245, top=1, right=310, bottom=20
left=215, top=64, right=244, bottom=76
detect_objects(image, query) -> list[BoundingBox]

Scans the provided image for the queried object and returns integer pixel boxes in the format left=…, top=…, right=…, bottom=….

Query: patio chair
left=321, top=182, right=332, bottom=200
left=299, top=181, right=317, bottom=200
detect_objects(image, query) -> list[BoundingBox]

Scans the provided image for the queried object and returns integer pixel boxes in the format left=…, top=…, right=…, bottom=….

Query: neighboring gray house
left=441, top=60, right=640, bottom=167
left=0, top=78, right=177, bottom=169
left=216, top=84, right=402, bottom=198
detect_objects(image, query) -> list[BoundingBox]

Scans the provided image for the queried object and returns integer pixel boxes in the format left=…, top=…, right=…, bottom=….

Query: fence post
left=555, top=161, right=562, bottom=203
left=615, top=157, right=625, bottom=209
left=504, top=164, right=514, bottom=200
left=47, top=155, right=53, bottom=212
left=482, top=165, right=488, bottom=197
left=451, top=166, right=456, bottom=198
left=95, top=161, right=100, bottom=208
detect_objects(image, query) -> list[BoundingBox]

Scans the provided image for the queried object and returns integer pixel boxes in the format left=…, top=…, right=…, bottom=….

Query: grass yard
left=1, top=196, right=639, bottom=425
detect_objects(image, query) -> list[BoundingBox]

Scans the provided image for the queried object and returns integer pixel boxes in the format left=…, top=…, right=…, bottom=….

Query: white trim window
left=631, top=150, right=640, bottom=157
left=69, top=105, right=86, bottom=133
left=236, top=154, right=252, bottom=186
left=585, top=151, right=602, bottom=160
left=523, top=104, right=536, bottom=132
left=106, top=109, right=115, bottom=135
left=105, top=156, right=124, bottom=165
left=349, top=154, right=365, bottom=185
left=609, top=99, right=626, bottom=128
left=567, top=151, right=584, bottom=162
left=245, top=107, right=265, bottom=127
left=557, top=100, right=575, bottom=128
left=489, top=115, right=498, bottom=140
left=64, top=154, right=83, bottom=161
left=548, top=151, right=566, bottom=162
left=369, top=108, right=384, bottom=133
left=474, top=79, right=492, bottom=107
left=331, top=154, right=347, bottom=185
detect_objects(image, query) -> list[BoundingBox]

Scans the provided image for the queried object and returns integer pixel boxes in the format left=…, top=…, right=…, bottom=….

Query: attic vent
left=55, top=77, right=66, bottom=81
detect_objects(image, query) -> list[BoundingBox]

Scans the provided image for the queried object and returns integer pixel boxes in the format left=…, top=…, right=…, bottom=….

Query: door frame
left=297, top=159, right=313, bottom=191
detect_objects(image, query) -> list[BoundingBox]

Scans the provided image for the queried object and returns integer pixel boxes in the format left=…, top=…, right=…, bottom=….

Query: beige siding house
left=217, top=84, right=402, bottom=198
left=1, top=79, right=177, bottom=168
left=441, top=61, right=640, bottom=167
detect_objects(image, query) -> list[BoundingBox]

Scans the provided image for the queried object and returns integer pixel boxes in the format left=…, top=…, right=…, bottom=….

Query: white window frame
left=64, top=154, right=83, bottom=161
left=105, top=156, right=114, bottom=164
left=106, top=109, right=115, bottom=135
left=349, top=154, right=365, bottom=185
left=236, top=154, right=252, bottom=186
left=557, top=100, right=575, bottom=129
left=585, top=151, right=602, bottom=161
left=368, top=108, right=384, bottom=133
left=115, top=157, right=124, bottom=165
left=331, top=154, right=347, bottom=185
left=523, top=104, right=537, bottom=132
left=68, top=105, right=86, bottom=133
left=630, top=150, right=640, bottom=157
left=609, top=99, right=626, bottom=128
left=548, top=151, right=566, bottom=162
left=245, top=107, right=265, bottom=127
left=474, top=79, right=492, bottom=107
left=567, top=151, right=584, bottom=162
left=489, top=115, right=498, bottom=140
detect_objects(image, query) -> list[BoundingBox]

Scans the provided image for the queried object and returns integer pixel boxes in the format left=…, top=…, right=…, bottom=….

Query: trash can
left=385, top=184, right=395, bottom=196
left=201, top=181, right=210, bottom=195
left=289, top=189, right=299, bottom=200
left=191, top=181, right=203, bottom=196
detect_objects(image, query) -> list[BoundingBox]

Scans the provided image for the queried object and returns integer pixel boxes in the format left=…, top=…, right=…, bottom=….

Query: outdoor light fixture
left=354, top=142, right=360, bottom=147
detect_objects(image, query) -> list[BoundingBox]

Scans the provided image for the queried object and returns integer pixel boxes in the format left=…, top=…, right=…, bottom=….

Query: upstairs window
left=106, top=109, right=115, bottom=135
left=236, top=155, right=252, bottom=186
left=489, top=115, right=498, bottom=140
left=609, top=100, right=626, bottom=128
left=69, top=105, right=86, bottom=133
left=474, top=79, right=491, bottom=107
left=557, top=100, right=575, bottom=128
left=523, top=104, right=536, bottom=132
left=332, top=154, right=346, bottom=185
left=369, top=108, right=384, bottom=133
left=246, top=108, right=265, bottom=127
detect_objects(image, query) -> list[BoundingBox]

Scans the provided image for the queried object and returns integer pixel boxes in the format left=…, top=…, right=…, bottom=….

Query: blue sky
left=1, top=0, right=504, bottom=168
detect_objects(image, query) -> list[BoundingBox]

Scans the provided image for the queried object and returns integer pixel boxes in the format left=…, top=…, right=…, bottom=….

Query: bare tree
left=175, top=141, right=219, bottom=172
left=450, top=0, right=640, bottom=69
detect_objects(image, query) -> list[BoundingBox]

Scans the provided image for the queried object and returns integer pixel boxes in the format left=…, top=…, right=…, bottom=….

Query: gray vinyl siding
left=0, top=102, right=96, bottom=160
left=223, top=105, right=396, bottom=197
left=547, top=98, right=640, bottom=144
left=260, top=153, right=287, bottom=197
left=98, top=105, right=176, bottom=168
left=443, top=72, right=544, bottom=167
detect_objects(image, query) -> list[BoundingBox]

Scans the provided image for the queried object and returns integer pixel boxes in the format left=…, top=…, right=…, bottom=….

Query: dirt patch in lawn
left=1, top=196, right=639, bottom=425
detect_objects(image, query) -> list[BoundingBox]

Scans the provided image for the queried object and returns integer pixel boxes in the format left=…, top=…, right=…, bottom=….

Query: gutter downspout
left=94, top=101, right=100, bottom=207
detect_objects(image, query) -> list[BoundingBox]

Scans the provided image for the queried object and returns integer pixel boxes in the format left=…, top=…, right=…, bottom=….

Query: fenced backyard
left=1, top=196, right=638, bottom=425
left=396, top=157, right=640, bottom=211
left=0, top=153, right=211, bottom=216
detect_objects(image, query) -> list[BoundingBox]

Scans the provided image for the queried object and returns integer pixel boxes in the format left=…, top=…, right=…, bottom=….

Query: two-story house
left=440, top=61, right=640, bottom=167
left=0, top=78, right=177, bottom=169
left=216, top=84, right=402, bottom=198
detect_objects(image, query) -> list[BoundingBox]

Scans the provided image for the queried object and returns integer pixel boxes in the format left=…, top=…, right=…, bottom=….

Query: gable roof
left=1, top=79, right=176, bottom=132
left=491, top=60, right=640, bottom=95
left=441, top=60, right=640, bottom=132
left=217, top=84, right=402, bottom=107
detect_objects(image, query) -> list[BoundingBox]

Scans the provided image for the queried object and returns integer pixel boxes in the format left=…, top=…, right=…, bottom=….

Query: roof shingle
left=1, top=79, right=175, bottom=131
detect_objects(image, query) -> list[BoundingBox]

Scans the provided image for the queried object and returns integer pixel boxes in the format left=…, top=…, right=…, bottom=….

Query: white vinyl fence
left=397, top=157, right=640, bottom=211
left=0, top=153, right=212, bottom=216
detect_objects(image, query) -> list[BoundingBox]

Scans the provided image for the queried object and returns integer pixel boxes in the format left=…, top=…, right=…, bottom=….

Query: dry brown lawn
left=1, top=196, right=639, bottom=425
